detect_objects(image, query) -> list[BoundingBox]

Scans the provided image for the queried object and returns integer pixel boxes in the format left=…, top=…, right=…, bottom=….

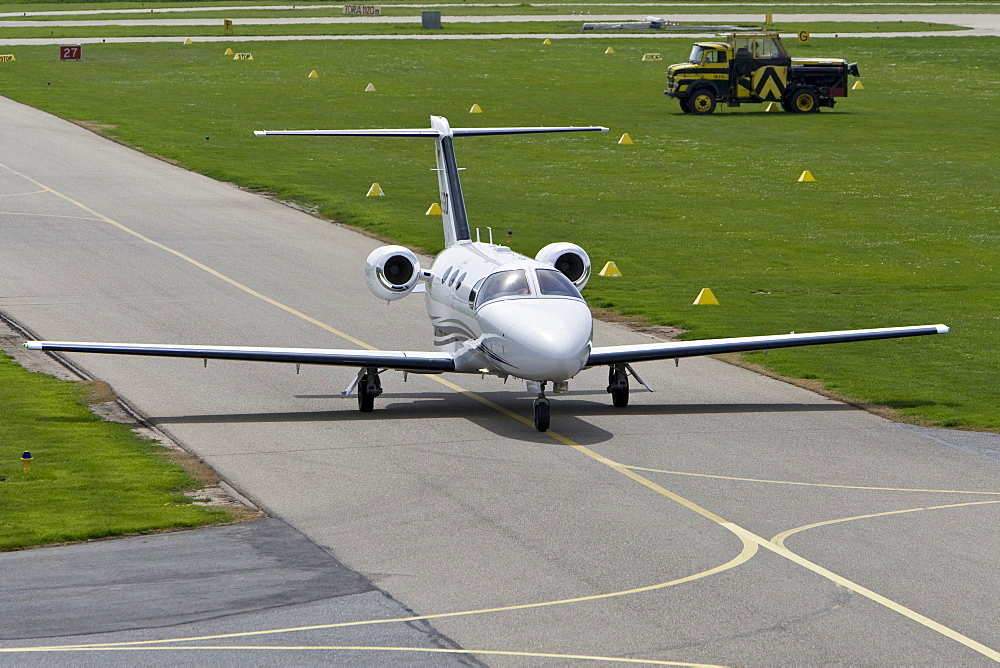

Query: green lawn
left=0, top=352, right=234, bottom=551
left=0, top=0, right=994, bottom=13
left=0, top=35, right=997, bottom=434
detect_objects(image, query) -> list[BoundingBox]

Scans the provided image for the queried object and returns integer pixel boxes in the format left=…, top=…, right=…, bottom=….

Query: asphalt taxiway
left=2, top=95, right=1000, bottom=665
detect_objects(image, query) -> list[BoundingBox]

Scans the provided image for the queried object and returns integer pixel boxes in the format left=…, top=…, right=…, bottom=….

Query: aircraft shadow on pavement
left=147, top=393, right=856, bottom=446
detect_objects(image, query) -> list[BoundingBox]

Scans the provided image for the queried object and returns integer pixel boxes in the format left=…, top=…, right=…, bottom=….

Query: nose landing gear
left=533, top=387, right=551, bottom=432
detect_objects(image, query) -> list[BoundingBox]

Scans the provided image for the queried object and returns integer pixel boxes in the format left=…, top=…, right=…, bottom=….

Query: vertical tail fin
left=256, top=117, right=608, bottom=248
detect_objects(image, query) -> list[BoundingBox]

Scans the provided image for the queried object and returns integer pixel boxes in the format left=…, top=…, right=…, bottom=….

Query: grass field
left=1, top=0, right=995, bottom=13
left=0, top=34, right=997, bottom=437
left=0, top=350, right=235, bottom=551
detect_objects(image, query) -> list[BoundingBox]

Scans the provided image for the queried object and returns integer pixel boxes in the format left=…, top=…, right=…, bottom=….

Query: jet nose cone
left=508, top=300, right=592, bottom=381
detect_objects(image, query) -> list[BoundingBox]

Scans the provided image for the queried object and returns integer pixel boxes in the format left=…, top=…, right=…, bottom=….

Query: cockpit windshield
left=536, top=269, right=582, bottom=299
left=475, top=269, right=530, bottom=308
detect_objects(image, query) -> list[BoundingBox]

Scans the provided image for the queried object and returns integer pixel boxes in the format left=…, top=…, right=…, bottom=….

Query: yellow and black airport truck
left=665, top=32, right=860, bottom=114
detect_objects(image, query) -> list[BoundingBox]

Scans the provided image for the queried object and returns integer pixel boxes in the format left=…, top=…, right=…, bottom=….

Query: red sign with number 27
left=60, top=45, right=81, bottom=60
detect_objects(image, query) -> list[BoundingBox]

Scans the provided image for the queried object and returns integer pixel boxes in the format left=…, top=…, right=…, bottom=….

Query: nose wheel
left=533, top=391, right=551, bottom=432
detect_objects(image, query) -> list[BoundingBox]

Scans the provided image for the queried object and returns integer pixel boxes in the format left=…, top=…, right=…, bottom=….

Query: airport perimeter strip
left=3, top=160, right=1000, bottom=663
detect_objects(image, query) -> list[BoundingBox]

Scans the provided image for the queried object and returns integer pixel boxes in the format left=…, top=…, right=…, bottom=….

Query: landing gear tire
left=689, top=89, right=717, bottom=115
left=608, top=366, right=630, bottom=408
left=358, top=372, right=381, bottom=413
left=533, top=397, right=551, bottom=432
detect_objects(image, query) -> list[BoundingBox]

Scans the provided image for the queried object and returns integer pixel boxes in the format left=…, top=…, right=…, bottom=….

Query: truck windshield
left=688, top=45, right=704, bottom=64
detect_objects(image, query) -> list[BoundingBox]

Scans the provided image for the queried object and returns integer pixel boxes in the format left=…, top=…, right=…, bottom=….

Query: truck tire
left=788, top=88, right=819, bottom=113
left=679, top=98, right=692, bottom=113
left=689, top=88, right=717, bottom=115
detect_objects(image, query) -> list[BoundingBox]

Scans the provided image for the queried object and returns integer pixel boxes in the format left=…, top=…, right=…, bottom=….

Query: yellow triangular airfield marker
left=852, top=80, right=864, bottom=90
left=425, top=202, right=442, bottom=215
left=224, top=47, right=234, bottom=55
left=765, top=101, right=781, bottom=112
left=184, top=38, right=193, bottom=45
left=308, top=69, right=318, bottom=78
left=693, top=288, right=720, bottom=305
left=599, top=261, right=622, bottom=278
left=605, top=47, right=615, bottom=54
left=365, top=83, right=376, bottom=92
left=618, top=133, right=633, bottom=145
left=798, top=170, right=816, bottom=182
left=469, top=103, right=483, bottom=114
left=366, top=183, right=384, bottom=197
left=543, top=38, right=552, bottom=45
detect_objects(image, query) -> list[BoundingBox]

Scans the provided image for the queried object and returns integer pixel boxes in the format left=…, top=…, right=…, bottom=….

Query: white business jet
left=26, top=116, right=948, bottom=431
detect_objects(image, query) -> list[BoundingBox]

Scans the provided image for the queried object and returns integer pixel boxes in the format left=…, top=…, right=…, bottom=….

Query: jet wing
left=23, top=341, right=455, bottom=373
left=587, top=324, right=948, bottom=367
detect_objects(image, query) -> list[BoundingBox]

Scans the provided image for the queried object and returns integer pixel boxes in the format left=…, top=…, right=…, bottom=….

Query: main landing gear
left=608, top=364, right=630, bottom=407
left=607, top=363, right=652, bottom=408
left=356, top=367, right=382, bottom=412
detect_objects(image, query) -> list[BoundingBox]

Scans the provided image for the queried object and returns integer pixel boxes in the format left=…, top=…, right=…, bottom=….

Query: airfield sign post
left=59, top=45, right=81, bottom=61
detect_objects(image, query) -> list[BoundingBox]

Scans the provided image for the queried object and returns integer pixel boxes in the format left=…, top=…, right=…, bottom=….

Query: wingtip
left=936, top=324, right=950, bottom=334
left=253, top=130, right=266, bottom=137
left=23, top=341, right=41, bottom=349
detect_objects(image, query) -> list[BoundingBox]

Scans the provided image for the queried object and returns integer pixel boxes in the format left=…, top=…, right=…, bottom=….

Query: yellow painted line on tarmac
left=0, top=211, right=104, bottom=221
left=772, top=499, right=1000, bottom=549
left=6, top=163, right=999, bottom=661
left=0, top=162, right=375, bottom=352
left=0, top=188, right=48, bottom=198
left=5, top=644, right=723, bottom=665
left=622, top=464, right=1000, bottom=496
left=5, top=540, right=756, bottom=652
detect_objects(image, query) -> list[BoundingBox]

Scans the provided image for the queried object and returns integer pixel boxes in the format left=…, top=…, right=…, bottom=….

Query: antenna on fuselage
left=255, top=117, right=608, bottom=248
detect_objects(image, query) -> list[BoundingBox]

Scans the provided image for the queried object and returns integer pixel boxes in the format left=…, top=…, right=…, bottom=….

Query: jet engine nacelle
left=365, top=245, right=422, bottom=301
left=535, top=242, right=591, bottom=290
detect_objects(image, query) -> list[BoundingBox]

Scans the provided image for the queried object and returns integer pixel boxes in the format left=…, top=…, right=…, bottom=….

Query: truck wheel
left=789, top=88, right=819, bottom=113
left=689, top=89, right=716, bottom=115
left=679, top=98, right=692, bottom=114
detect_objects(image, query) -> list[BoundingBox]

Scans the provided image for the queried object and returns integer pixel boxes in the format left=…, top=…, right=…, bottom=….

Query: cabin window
left=536, top=269, right=582, bottom=298
left=475, top=269, right=530, bottom=308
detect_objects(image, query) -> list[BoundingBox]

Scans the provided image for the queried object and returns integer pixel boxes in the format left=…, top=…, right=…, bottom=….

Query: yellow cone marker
left=21, top=451, right=32, bottom=473
left=308, top=69, right=319, bottom=78
left=618, top=133, right=633, bottom=145
left=693, top=288, right=719, bottom=305
left=425, top=202, right=442, bottom=215
left=224, top=47, right=234, bottom=55
left=852, top=80, right=864, bottom=90
left=365, top=83, right=376, bottom=92
left=798, top=170, right=815, bottom=182
left=765, top=101, right=781, bottom=112
left=599, top=261, right=622, bottom=278
left=469, top=103, right=483, bottom=114
left=543, top=38, right=552, bottom=45
left=367, top=183, right=384, bottom=197
left=184, top=38, right=193, bottom=45
left=605, top=47, right=615, bottom=54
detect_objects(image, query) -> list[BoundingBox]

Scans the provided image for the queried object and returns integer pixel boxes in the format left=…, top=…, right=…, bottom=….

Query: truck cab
left=665, top=32, right=859, bottom=114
